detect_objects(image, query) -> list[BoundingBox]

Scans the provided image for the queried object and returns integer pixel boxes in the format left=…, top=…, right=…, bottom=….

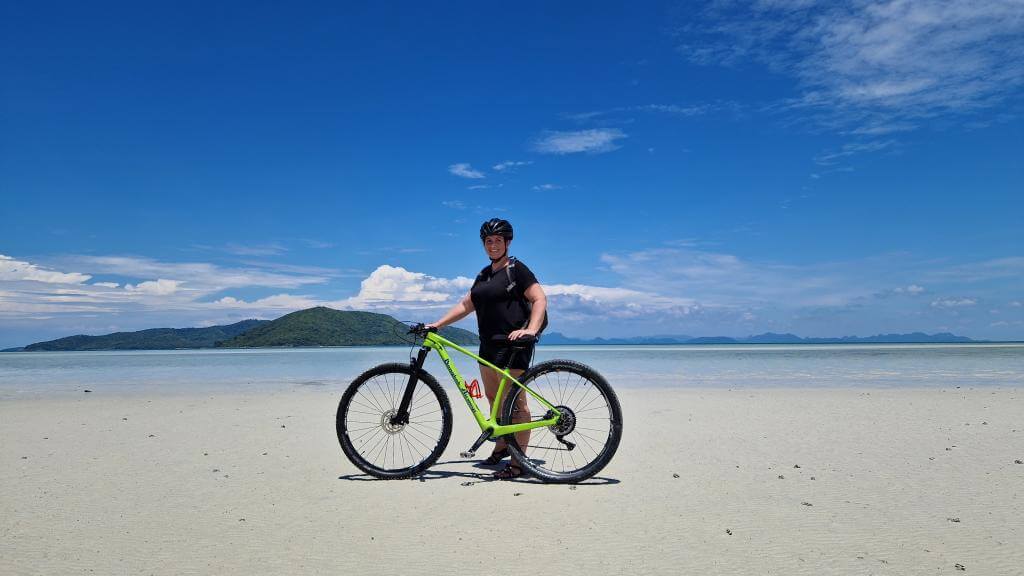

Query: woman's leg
left=507, top=368, right=531, bottom=456
left=479, top=365, right=506, bottom=453
left=480, top=364, right=531, bottom=463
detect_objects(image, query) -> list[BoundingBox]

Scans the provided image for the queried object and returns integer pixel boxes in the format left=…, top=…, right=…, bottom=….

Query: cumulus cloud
left=0, top=254, right=91, bottom=284
left=448, top=163, right=486, bottom=179
left=123, top=279, right=183, bottom=296
left=332, top=265, right=474, bottom=309
left=532, top=129, right=627, bottom=155
left=0, top=254, right=337, bottom=324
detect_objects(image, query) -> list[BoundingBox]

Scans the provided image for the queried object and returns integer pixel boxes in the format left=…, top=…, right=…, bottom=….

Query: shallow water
left=1, top=343, right=1022, bottom=398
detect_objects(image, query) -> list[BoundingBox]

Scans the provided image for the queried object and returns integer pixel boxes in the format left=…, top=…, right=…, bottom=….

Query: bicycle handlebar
left=490, top=333, right=538, bottom=345
left=407, top=323, right=438, bottom=336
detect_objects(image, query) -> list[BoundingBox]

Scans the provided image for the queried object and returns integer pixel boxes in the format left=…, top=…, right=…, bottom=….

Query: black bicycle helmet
left=479, top=218, right=514, bottom=241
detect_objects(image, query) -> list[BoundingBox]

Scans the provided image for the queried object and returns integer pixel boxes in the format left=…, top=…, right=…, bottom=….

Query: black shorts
left=478, top=339, right=535, bottom=371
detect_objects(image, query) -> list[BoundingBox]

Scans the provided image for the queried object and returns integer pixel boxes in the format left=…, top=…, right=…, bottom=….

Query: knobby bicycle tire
left=337, top=363, right=452, bottom=479
left=501, top=359, right=622, bottom=483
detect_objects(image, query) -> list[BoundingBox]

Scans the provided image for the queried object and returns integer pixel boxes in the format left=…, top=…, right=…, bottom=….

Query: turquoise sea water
left=0, top=343, right=1022, bottom=398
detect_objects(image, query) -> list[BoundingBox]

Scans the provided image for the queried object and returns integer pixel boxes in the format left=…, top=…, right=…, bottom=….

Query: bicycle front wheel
left=502, top=360, right=622, bottom=483
left=337, top=363, right=452, bottom=479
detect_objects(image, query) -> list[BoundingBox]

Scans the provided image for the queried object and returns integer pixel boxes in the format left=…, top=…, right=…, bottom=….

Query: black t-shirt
left=470, top=259, right=539, bottom=340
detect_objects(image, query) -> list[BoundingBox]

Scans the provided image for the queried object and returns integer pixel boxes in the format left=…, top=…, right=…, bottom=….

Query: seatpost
left=392, top=345, right=429, bottom=425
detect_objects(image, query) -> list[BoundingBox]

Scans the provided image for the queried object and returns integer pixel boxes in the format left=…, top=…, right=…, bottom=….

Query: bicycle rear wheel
left=501, top=360, right=622, bottom=483
left=337, top=363, right=452, bottom=479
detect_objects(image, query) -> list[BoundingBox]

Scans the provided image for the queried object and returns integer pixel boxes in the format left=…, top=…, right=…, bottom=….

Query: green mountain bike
left=336, top=324, right=623, bottom=483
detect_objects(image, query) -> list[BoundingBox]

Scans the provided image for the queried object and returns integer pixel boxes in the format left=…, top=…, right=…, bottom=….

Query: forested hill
left=24, top=319, right=268, bottom=351
left=217, top=307, right=478, bottom=347
left=18, top=307, right=480, bottom=351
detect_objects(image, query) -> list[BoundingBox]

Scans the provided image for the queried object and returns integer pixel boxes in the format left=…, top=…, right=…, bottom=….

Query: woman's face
left=483, top=235, right=508, bottom=260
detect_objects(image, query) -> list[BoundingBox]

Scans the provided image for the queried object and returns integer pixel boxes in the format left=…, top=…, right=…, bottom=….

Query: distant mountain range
left=4, top=313, right=988, bottom=352
left=19, top=319, right=268, bottom=352
left=539, top=331, right=977, bottom=345
left=12, top=307, right=478, bottom=351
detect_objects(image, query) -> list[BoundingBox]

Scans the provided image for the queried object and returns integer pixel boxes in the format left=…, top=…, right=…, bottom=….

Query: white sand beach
left=2, top=386, right=1022, bottom=575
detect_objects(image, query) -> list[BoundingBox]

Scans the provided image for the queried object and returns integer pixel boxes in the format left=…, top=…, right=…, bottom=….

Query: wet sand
left=2, top=386, right=1022, bottom=575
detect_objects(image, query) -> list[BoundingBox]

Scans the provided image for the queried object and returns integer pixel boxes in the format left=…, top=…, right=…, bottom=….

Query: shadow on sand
left=337, top=458, right=621, bottom=485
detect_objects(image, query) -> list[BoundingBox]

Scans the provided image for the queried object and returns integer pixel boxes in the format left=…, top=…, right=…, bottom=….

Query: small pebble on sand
left=672, top=473, right=680, bottom=478
left=801, top=501, right=813, bottom=507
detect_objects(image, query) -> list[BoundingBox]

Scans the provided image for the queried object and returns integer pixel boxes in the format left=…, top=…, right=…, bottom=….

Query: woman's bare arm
left=509, top=283, right=547, bottom=339
left=428, top=292, right=475, bottom=329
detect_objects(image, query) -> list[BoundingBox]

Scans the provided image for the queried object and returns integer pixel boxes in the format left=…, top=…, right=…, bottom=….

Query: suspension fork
left=391, top=345, right=430, bottom=425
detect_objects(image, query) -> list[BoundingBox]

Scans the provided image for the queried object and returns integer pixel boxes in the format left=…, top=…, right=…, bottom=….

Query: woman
left=427, top=218, right=548, bottom=480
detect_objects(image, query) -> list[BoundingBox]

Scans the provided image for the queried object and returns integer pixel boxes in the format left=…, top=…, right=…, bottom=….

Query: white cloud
left=678, top=1, right=1024, bottom=131
left=931, top=297, right=977, bottom=308
left=545, top=283, right=698, bottom=319
left=212, top=294, right=320, bottom=310
left=0, top=254, right=91, bottom=284
left=331, top=265, right=475, bottom=309
left=92, top=282, right=120, bottom=288
left=492, top=161, right=533, bottom=172
left=894, top=284, right=925, bottom=295
left=532, top=129, right=627, bottom=155
left=532, top=184, right=563, bottom=191
left=72, top=255, right=330, bottom=290
left=1011, top=301, right=1022, bottom=307
left=448, top=163, right=486, bottom=179
left=442, top=200, right=467, bottom=210
left=124, top=279, right=183, bottom=296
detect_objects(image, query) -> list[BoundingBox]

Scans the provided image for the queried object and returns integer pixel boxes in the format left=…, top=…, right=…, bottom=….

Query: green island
left=19, top=307, right=478, bottom=351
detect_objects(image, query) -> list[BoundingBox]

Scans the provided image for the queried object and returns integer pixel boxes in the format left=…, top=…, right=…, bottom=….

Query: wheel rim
left=509, top=369, right=616, bottom=477
left=343, top=372, right=446, bottom=472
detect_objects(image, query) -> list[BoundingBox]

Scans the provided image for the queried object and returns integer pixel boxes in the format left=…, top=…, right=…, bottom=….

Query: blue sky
left=2, top=1, right=1022, bottom=348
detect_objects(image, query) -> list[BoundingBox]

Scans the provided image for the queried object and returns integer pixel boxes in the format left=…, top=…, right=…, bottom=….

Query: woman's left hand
left=508, top=329, right=537, bottom=341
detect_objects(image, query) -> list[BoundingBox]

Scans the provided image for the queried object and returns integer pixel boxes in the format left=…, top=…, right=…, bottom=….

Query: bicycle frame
left=396, top=331, right=561, bottom=439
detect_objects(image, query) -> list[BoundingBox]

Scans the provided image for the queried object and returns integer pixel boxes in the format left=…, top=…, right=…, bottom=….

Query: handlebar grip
left=490, top=334, right=538, bottom=345
left=408, top=323, right=439, bottom=335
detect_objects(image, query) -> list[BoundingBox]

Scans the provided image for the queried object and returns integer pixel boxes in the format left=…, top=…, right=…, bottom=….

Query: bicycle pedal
left=460, top=450, right=475, bottom=458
